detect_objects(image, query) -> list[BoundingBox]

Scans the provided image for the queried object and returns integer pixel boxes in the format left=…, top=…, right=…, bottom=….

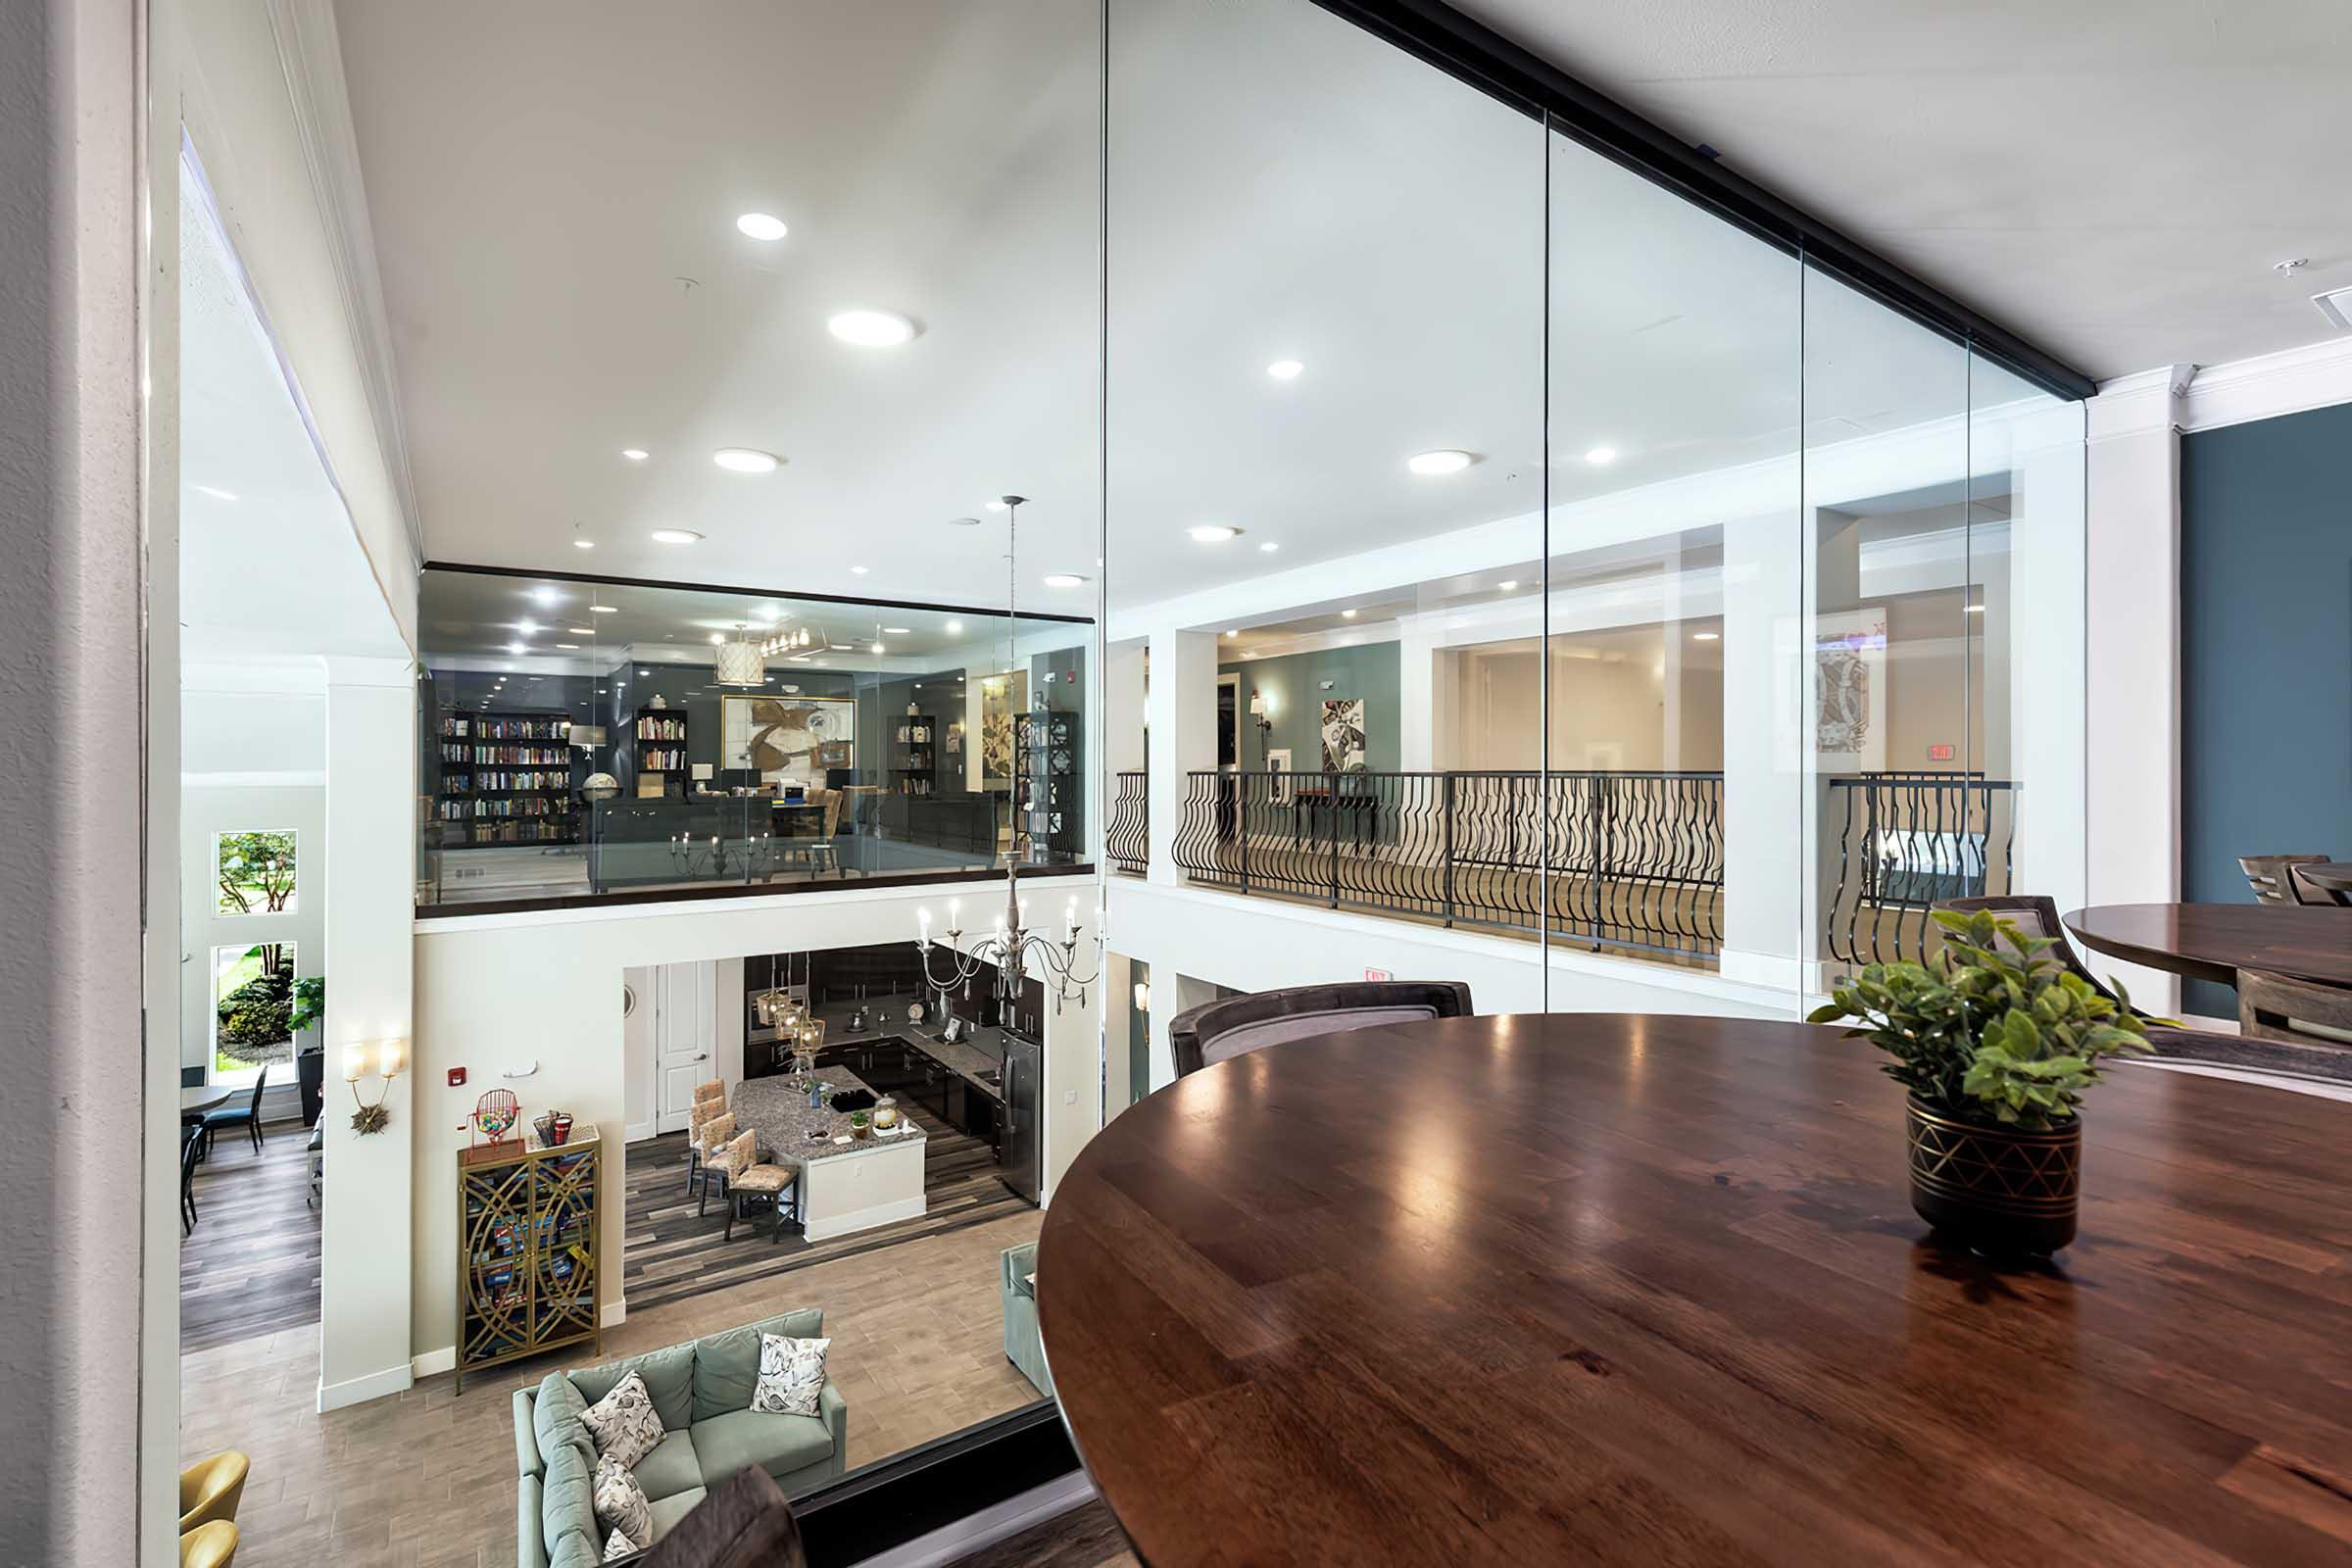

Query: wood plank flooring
left=180, top=1116, right=320, bottom=1354
left=619, top=1103, right=1031, bottom=1315
left=953, top=1499, right=1138, bottom=1568
left=181, top=1173, right=1047, bottom=1567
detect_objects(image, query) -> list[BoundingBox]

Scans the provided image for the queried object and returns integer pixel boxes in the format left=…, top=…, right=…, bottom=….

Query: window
left=212, top=940, right=296, bottom=1086
left=215, top=829, right=298, bottom=915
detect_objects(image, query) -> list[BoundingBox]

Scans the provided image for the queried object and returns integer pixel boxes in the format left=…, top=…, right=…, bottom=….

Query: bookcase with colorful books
left=435, top=710, right=578, bottom=846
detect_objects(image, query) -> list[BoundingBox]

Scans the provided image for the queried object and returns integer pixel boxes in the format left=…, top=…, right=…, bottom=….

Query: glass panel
left=1802, top=268, right=1973, bottom=983
left=1544, top=123, right=1800, bottom=1008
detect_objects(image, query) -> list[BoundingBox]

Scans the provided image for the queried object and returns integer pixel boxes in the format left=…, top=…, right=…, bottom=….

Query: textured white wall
left=0, top=1, right=147, bottom=1560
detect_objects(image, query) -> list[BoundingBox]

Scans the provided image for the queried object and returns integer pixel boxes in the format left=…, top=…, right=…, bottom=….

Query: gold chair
left=178, top=1450, right=249, bottom=1535
left=179, top=1520, right=239, bottom=1568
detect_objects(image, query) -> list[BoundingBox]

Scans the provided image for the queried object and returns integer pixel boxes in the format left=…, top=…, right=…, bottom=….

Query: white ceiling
left=332, top=0, right=2213, bottom=627
left=179, top=154, right=410, bottom=665
left=1456, top=0, right=2352, bottom=381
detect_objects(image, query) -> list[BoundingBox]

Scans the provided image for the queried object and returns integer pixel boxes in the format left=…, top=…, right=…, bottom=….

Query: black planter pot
left=1904, top=1097, right=2081, bottom=1256
left=297, top=1046, right=326, bottom=1129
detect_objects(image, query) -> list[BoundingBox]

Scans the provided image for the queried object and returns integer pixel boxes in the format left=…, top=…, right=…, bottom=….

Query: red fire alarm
left=447, top=1066, right=467, bottom=1088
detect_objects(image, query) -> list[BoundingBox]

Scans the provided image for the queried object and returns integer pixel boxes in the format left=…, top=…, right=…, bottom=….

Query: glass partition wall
left=1101, top=0, right=2086, bottom=1077
left=416, top=570, right=1088, bottom=909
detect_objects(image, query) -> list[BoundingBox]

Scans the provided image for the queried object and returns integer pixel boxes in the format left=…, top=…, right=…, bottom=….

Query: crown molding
left=2086, top=364, right=2192, bottom=443
left=263, top=0, right=425, bottom=571
left=2178, top=333, right=2352, bottom=434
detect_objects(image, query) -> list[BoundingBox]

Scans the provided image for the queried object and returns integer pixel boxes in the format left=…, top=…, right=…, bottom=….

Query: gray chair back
left=2238, top=855, right=2331, bottom=906
left=1169, top=981, right=1474, bottom=1077
left=1932, top=895, right=2132, bottom=1010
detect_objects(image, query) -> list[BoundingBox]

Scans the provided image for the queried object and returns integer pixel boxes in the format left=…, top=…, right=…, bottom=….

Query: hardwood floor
left=954, top=1499, right=1138, bottom=1568
left=619, top=1105, right=1032, bottom=1315
left=180, top=1115, right=320, bottom=1354
left=180, top=1206, right=1047, bottom=1568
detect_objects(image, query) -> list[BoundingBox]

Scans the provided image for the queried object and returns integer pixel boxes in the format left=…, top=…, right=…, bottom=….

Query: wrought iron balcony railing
left=1106, top=770, right=1148, bottom=874
left=1823, top=772, right=2019, bottom=969
left=1171, top=768, right=1725, bottom=959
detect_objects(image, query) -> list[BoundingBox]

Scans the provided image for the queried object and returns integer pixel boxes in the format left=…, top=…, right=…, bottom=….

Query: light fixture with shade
left=1408, top=449, right=1475, bottom=475
left=343, top=1039, right=407, bottom=1135
left=827, top=309, right=917, bottom=347
left=714, top=624, right=766, bottom=687
left=736, top=212, right=788, bottom=241
left=712, top=448, right=780, bottom=473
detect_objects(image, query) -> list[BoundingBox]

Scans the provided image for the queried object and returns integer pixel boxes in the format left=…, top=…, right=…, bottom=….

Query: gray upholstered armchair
left=1168, top=980, right=1475, bottom=1077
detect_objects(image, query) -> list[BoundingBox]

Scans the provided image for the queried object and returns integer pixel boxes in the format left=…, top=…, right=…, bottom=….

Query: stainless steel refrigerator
left=998, top=1031, right=1043, bottom=1202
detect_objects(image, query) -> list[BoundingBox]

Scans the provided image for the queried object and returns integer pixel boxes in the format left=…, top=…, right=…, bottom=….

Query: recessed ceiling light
left=621, top=448, right=649, bottom=462
left=736, top=212, right=789, bottom=241
left=1259, top=541, right=1280, bottom=554
left=869, top=641, right=886, bottom=654
left=1965, top=603, right=1985, bottom=614
left=1692, top=631, right=1720, bottom=641
left=827, top=310, right=917, bottom=347
left=709, top=633, right=726, bottom=645
left=1341, top=609, right=1358, bottom=619
left=516, top=620, right=539, bottom=635
left=1497, top=580, right=1519, bottom=591
left=1266, top=359, right=1304, bottom=380
left=945, top=619, right=963, bottom=634
left=590, top=605, right=619, bottom=614
left=556, top=643, right=579, bottom=650
left=1043, top=573, right=1088, bottom=588
left=1408, top=449, right=1475, bottom=476
left=1585, top=446, right=1618, bottom=466
left=712, top=448, right=780, bottom=473
left=651, top=528, right=704, bottom=545
left=506, top=643, right=527, bottom=655
left=811, top=659, right=827, bottom=666
left=882, top=626, right=910, bottom=635
left=573, top=539, right=596, bottom=551
left=1188, top=524, right=1242, bottom=543
left=850, top=565, right=869, bottom=575
left=567, top=626, right=593, bottom=635
left=532, top=586, right=564, bottom=605
left=1224, top=629, right=1239, bottom=638
left=985, top=500, right=1007, bottom=513
left=192, top=484, right=237, bottom=502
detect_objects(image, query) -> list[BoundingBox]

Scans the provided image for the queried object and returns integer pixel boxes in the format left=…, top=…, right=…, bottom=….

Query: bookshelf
left=455, top=1131, right=600, bottom=1391
left=435, top=710, right=577, bottom=847
left=631, top=709, right=691, bottom=797
left=1015, top=709, right=1082, bottom=858
left=890, top=712, right=937, bottom=797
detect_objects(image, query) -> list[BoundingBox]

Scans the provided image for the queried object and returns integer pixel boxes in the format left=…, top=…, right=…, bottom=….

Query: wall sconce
left=343, top=1040, right=406, bottom=1135
left=1133, top=981, right=1152, bottom=1013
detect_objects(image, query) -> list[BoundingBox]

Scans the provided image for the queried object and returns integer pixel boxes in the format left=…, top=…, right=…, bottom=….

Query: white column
left=1717, top=510, right=1806, bottom=1002
left=2081, top=368, right=2188, bottom=1013
left=1397, top=614, right=1445, bottom=771
left=1146, top=628, right=1218, bottom=887
left=317, top=657, right=419, bottom=1410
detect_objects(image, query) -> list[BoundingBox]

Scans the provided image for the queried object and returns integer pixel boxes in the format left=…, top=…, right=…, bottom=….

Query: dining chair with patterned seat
left=723, top=1139, right=799, bottom=1244
left=685, top=1083, right=728, bottom=1195
left=1169, top=980, right=1476, bottom=1078
left=691, top=1110, right=736, bottom=1203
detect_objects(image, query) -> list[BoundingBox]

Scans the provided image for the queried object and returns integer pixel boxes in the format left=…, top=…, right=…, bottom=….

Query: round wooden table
left=2292, top=862, right=2352, bottom=902
left=180, top=1085, right=230, bottom=1115
left=2064, top=902, right=2352, bottom=989
left=1037, top=1014, right=2352, bottom=1566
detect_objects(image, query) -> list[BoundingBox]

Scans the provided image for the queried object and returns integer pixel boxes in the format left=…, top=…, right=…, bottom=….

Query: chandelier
left=916, top=865, right=1098, bottom=1016
left=714, top=623, right=765, bottom=687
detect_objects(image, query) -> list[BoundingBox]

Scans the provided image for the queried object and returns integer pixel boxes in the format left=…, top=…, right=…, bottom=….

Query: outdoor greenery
left=288, top=975, right=325, bottom=1034
left=1807, top=908, right=2158, bottom=1130
left=217, top=829, right=297, bottom=914
left=216, top=943, right=295, bottom=1066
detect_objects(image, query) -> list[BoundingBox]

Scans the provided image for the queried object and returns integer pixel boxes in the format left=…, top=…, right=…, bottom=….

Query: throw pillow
left=602, top=1526, right=639, bottom=1562
left=750, top=1332, right=831, bottom=1417
left=592, top=1454, right=654, bottom=1546
left=580, top=1369, right=665, bottom=1470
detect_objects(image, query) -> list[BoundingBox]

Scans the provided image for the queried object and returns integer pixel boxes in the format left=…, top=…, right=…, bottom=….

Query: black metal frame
left=1308, top=0, right=2097, bottom=403
left=415, top=860, right=1096, bottom=921
left=422, top=559, right=1097, bottom=626
left=794, top=1400, right=1078, bottom=1567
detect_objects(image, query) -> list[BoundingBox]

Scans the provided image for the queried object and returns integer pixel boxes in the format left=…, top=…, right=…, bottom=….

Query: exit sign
left=1928, top=744, right=1956, bottom=761
left=1364, top=967, right=1393, bottom=982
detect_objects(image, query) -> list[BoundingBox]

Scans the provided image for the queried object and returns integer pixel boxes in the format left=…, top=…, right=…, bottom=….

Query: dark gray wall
left=1221, top=641, right=1401, bottom=772
left=2180, top=401, right=2352, bottom=1013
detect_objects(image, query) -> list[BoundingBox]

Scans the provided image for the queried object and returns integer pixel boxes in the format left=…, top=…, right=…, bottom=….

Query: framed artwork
left=980, top=671, right=1027, bottom=788
left=1812, top=609, right=1886, bottom=771
left=720, top=695, right=856, bottom=783
left=1319, top=699, right=1367, bottom=772
left=1266, top=747, right=1295, bottom=805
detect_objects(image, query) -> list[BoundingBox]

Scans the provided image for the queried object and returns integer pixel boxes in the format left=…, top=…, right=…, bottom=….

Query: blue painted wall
left=2180, top=401, right=2352, bottom=1013
left=1220, top=642, right=1400, bottom=773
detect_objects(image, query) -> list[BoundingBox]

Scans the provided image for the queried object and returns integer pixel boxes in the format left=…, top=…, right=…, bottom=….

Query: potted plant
left=1807, top=908, right=2158, bottom=1255
left=288, top=975, right=327, bottom=1128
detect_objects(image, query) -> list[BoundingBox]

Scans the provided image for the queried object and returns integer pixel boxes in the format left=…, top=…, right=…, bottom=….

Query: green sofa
left=513, top=1308, right=848, bottom=1568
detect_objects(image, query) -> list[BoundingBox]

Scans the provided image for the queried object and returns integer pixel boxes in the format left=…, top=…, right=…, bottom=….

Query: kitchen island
left=733, top=1068, right=928, bottom=1241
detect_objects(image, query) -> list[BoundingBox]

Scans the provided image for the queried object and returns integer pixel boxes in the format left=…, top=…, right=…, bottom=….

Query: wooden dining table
left=2064, top=902, right=2352, bottom=989
left=180, top=1085, right=230, bottom=1115
left=1037, top=1013, right=2352, bottom=1566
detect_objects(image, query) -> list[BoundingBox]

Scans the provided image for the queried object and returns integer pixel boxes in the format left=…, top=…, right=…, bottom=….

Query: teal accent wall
left=1220, top=641, right=1400, bottom=772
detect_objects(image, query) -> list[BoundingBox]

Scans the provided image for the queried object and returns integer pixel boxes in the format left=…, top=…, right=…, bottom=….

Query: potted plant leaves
left=1808, top=908, right=2159, bottom=1255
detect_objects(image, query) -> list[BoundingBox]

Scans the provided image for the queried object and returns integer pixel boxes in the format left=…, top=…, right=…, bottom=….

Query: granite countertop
left=734, top=1068, right=926, bottom=1166
left=913, top=1028, right=1007, bottom=1100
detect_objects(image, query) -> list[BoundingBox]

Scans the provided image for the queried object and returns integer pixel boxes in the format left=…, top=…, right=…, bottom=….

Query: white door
left=654, top=961, right=713, bottom=1133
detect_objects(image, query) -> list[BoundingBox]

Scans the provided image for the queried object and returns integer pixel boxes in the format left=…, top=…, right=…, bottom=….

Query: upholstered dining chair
left=179, top=1520, right=239, bottom=1568
left=178, top=1450, right=249, bottom=1535
left=691, top=1110, right=736, bottom=1200
left=2237, top=855, right=2333, bottom=906
left=1168, top=980, right=1475, bottom=1078
left=685, top=1083, right=728, bottom=1194
left=724, top=1140, right=799, bottom=1244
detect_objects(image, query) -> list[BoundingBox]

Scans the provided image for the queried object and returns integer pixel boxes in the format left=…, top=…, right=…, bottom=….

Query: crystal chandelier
left=915, top=867, right=1098, bottom=1015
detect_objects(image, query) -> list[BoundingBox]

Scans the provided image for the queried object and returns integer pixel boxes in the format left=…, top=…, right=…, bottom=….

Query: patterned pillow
left=750, top=1332, right=831, bottom=1417
left=603, top=1526, right=640, bottom=1562
left=592, top=1453, right=654, bottom=1545
left=580, top=1370, right=665, bottom=1470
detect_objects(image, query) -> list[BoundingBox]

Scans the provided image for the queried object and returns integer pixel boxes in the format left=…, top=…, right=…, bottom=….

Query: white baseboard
left=804, top=1193, right=926, bottom=1244
left=409, top=1301, right=626, bottom=1386
left=318, top=1360, right=416, bottom=1411
left=603, top=1300, right=625, bottom=1328
left=849, top=1471, right=1096, bottom=1568
left=622, top=1120, right=656, bottom=1145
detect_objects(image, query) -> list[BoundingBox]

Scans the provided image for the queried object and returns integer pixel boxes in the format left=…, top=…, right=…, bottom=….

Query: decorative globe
left=581, top=772, right=620, bottom=802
